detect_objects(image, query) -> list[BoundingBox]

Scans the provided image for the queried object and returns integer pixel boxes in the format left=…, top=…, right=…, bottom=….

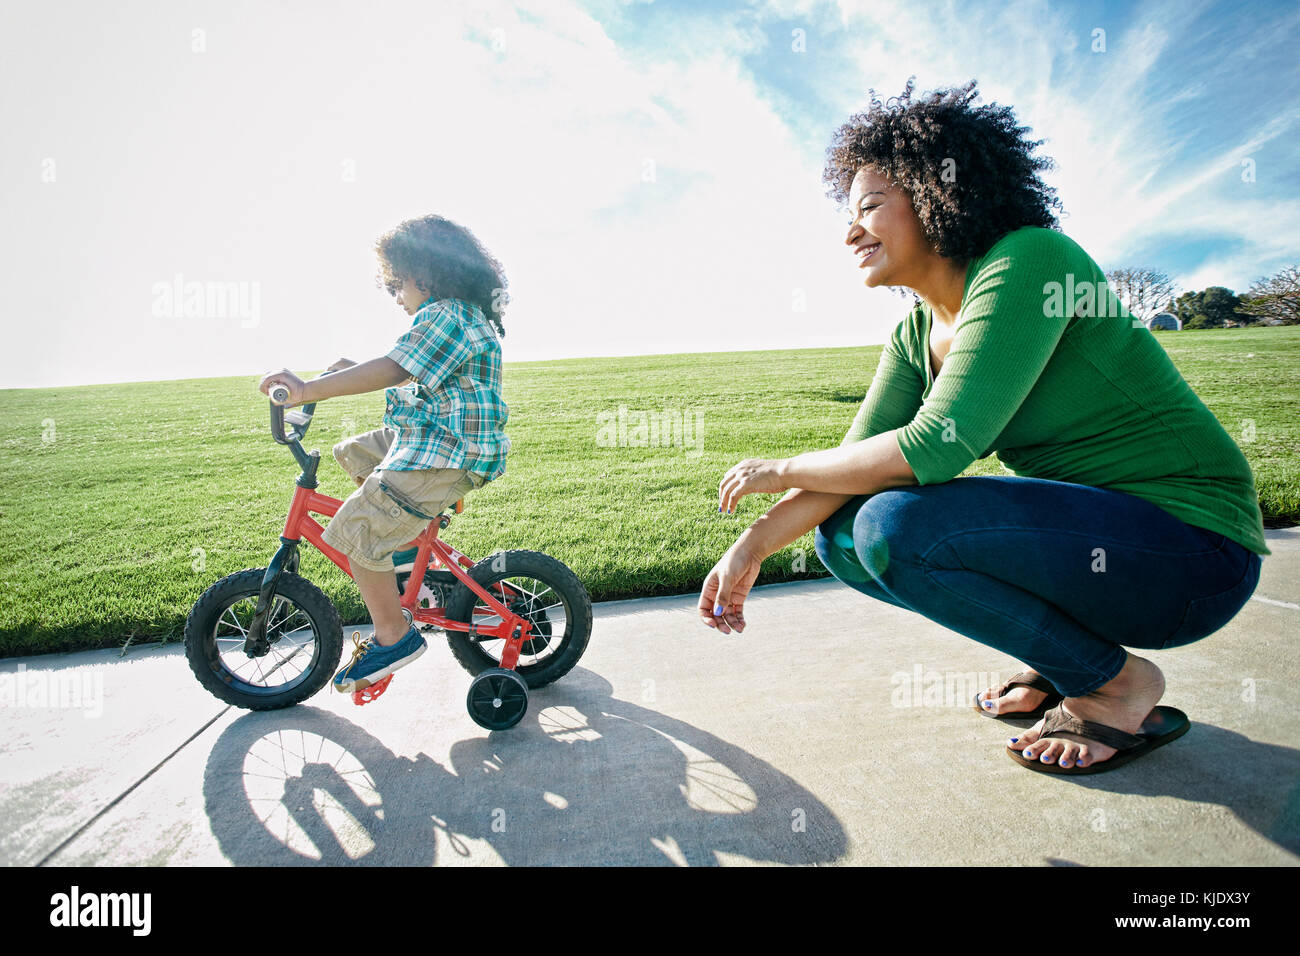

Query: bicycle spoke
left=218, top=606, right=250, bottom=637
left=523, top=600, right=564, bottom=618
left=263, top=642, right=306, bottom=683
left=228, top=655, right=261, bottom=677
left=207, top=586, right=325, bottom=692
left=265, top=597, right=289, bottom=632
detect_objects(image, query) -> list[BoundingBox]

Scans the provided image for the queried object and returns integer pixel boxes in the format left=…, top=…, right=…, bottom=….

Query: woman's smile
left=855, top=241, right=882, bottom=267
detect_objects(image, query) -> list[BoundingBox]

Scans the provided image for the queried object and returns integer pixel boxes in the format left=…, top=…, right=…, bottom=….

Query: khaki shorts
left=321, top=428, right=486, bottom=573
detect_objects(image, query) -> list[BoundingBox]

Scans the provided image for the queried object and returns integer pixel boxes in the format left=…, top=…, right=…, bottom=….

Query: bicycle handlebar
left=268, top=370, right=337, bottom=446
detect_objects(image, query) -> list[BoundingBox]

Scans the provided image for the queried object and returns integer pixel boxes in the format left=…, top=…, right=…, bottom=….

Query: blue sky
left=2, top=0, right=1297, bottom=388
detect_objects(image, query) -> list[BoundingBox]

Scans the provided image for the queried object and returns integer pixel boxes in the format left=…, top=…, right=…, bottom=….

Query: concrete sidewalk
left=3, top=529, right=1298, bottom=866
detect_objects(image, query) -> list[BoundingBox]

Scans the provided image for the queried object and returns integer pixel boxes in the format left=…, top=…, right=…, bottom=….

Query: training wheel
left=466, top=667, right=529, bottom=730
left=353, top=674, right=393, bottom=706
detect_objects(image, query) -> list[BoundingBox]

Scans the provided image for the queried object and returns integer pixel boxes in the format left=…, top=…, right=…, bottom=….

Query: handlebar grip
left=269, top=383, right=291, bottom=405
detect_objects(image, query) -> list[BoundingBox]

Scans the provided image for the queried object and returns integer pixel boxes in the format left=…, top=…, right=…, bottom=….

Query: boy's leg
left=322, top=469, right=428, bottom=645
left=334, top=431, right=422, bottom=573
left=322, top=465, right=483, bottom=645
left=351, top=564, right=410, bottom=646
left=331, top=431, right=402, bottom=614
left=319, top=470, right=435, bottom=692
left=362, top=467, right=485, bottom=641
left=333, top=428, right=396, bottom=487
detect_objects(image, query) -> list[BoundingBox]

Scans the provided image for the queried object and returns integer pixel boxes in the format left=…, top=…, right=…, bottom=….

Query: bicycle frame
left=249, top=378, right=534, bottom=672
left=248, top=481, right=534, bottom=671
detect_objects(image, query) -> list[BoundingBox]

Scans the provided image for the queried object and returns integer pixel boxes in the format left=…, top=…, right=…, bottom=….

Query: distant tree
left=1106, top=267, right=1175, bottom=321
left=1171, top=286, right=1253, bottom=329
left=1240, top=265, right=1300, bottom=325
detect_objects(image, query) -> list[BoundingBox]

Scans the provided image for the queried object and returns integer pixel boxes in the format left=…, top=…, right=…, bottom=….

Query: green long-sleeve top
left=842, top=225, right=1270, bottom=556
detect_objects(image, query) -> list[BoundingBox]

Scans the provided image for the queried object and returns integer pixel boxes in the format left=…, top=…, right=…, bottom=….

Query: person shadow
left=203, top=667, right=849, bottom=866
left=994, top=713, right=1300, bottom=856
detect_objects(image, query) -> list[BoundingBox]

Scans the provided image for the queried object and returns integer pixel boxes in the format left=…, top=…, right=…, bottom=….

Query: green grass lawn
left=2, top=325, right=1297, bottom=656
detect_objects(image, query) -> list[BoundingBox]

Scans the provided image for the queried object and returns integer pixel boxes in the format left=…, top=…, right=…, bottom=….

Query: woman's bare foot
left=1007, top=653, right=1166, bottom=769
left=977, top=669, right=1050, bottom=716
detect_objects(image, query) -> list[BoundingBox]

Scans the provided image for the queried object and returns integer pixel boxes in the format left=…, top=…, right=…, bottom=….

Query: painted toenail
left=983, top=701, right=992, bottom=709
left=1009, top=737, right=1018, bottom=743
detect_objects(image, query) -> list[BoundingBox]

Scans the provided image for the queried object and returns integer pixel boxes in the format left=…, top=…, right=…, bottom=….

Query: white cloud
left=814, top=0, right=1299, bottom=291
left=0, top=0, right=888, bottom=387
left=0, top=0, right=1295, bottom=389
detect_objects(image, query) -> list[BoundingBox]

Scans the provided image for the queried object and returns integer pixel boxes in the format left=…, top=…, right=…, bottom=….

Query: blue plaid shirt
left=379, top=297, right=509, bottom=479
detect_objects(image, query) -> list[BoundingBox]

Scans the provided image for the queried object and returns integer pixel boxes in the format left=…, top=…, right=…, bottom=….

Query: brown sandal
left=1007, top=703, right=1190, bottom=774
left=973, top=670, right=1064, bottom=720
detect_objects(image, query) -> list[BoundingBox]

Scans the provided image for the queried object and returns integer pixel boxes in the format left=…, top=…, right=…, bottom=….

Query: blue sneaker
left=333, top=628, right=426, bottom=693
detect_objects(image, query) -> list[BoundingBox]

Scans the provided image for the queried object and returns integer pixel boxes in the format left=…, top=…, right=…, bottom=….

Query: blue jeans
left=813, top=476, right=1263, bottom=698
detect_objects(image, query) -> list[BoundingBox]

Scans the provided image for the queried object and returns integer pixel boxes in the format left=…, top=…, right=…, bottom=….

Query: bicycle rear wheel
left=444, top=550, right=592, bottom=689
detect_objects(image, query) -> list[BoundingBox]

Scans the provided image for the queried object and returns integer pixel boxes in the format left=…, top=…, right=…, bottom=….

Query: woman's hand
left=326, top=358, right=357, bottom=372
left=257, top=368, right=307, bottom=406
left=718, top=458, right=789, bottom=514
left=697, top=541, right=763, bottom=634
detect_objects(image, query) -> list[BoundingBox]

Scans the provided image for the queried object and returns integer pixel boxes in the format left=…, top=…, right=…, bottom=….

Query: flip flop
left=973, top=670, right=1064, bottom=720
left=1006, top=703, right=1191, bottom=775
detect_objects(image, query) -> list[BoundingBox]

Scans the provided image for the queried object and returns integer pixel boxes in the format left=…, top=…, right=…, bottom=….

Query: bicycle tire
left=184, top=568, right=343, bottom=710
left=443, top=550, right=592, bottom=689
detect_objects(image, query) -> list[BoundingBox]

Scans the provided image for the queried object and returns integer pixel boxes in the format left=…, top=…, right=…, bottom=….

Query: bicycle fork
left=244, top=536, right=300, bottom=657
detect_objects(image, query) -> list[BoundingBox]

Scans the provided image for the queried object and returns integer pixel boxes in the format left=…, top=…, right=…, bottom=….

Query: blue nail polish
left=713, top=603, right=723, bottom=615
left=983, top=701, right=992, bottom=709
left=1009, top=737, right=1018, bottom=743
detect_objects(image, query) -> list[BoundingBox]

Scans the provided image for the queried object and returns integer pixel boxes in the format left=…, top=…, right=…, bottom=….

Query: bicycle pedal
left=353, top=674, right=394, bottom=706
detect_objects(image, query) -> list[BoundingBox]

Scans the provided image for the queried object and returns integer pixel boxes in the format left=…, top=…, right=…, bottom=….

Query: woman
left=696, top=79, right=1269, bottom=776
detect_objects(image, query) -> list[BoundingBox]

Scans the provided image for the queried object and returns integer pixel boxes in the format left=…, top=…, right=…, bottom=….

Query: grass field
left=2, top=325, right=1297, bottom=656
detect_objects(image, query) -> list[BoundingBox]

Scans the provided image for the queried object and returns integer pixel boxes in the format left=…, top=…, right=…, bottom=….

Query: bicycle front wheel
left=184, top=568, right=343, bottom=710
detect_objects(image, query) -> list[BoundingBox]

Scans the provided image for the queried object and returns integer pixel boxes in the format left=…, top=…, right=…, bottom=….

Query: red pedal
left=353, top=674, right=393, bottom=706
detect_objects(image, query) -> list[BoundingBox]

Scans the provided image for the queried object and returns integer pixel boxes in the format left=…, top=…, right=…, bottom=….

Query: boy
left=258, top=215, right=509, bottom=692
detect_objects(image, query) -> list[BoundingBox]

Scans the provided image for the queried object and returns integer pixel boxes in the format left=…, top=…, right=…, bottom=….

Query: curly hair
left=823, top=77, right=1064, bottom=263
left=373, top=215, right=508, bottom=336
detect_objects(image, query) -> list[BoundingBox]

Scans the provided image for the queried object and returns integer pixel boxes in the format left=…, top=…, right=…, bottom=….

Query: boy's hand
left=258, top=368, right=307, bottom=406
left=326, top=358, right=357, bottom=372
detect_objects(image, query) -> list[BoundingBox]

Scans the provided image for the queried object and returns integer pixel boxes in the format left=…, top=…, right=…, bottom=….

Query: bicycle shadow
left=202, top=668, right=849, bottom=866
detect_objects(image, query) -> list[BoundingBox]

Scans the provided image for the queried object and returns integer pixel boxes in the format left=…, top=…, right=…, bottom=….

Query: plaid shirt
left=379, top=297, right=510, bottom=479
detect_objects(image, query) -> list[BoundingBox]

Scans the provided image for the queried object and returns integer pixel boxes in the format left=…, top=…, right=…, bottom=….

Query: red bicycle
left=183, top=378, right=592, bottom=730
